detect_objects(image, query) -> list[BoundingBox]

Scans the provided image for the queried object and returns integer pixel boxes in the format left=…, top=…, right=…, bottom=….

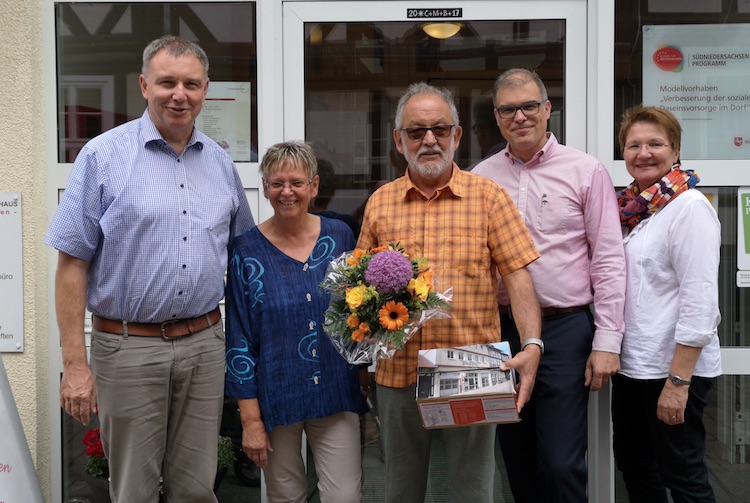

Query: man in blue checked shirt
left=45, top=35, right=254, bottom=503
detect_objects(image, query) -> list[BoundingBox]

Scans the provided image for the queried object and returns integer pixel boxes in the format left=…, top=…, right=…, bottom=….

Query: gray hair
left=142, top=35, right=209, bottom=77
left=259, top=140, right=318, bottom=181
left=394, top=82, right=459, bottom=129
left=492, top=68, right=548, bottom=105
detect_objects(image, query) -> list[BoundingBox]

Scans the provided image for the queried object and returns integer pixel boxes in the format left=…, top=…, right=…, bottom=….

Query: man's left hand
left=584, top=351, right=620, bottom=391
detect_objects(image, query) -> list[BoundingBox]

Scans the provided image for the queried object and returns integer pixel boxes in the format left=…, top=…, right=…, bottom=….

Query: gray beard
left=405, top=149, right=454, bottom=179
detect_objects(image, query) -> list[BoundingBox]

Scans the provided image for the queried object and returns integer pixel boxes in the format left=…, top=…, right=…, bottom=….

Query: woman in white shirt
left=613, top=105, right=721, bottom=503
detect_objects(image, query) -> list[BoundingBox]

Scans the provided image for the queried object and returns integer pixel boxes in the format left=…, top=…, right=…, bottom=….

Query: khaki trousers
left=90, top=322, right=225, bottom=503
left=264, top=411, right=362, bottom=503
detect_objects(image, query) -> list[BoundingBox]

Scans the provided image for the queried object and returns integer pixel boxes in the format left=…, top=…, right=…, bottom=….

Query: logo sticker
left=735, top=137, right=744, bottom=147
left=653, top=45, right=684, bottom=72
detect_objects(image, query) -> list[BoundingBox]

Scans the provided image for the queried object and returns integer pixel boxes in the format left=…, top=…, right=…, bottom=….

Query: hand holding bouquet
left=320, top=243, right=451, bottom=364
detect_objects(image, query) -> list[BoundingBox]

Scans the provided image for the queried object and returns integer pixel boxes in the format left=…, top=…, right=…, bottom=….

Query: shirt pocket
left=537, top=193, right=570, bottom=235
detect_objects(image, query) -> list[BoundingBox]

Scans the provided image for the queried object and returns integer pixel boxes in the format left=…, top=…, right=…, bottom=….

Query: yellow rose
left=346, top=285, right=367, bottom=310
left=408, top=276, right=430, bottom=302
left=418, top=271, right=434, bottom=289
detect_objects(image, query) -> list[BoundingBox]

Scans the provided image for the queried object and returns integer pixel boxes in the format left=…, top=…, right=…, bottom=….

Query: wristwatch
left=668, top=373, right=691, bottom=386
left=521, top=337, right=544, bottom=355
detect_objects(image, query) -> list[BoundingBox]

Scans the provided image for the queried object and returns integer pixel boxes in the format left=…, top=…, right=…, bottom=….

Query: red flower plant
left=83, top=428, right=109, bottom=478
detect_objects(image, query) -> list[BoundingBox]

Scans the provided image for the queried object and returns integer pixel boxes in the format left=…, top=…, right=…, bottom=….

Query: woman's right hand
left=243, top=418, right=273, bottom=468
left=237, top=398, right=273, bottom=468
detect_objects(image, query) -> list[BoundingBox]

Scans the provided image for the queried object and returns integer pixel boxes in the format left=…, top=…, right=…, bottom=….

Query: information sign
left=0, top=193, right=23, bottom=352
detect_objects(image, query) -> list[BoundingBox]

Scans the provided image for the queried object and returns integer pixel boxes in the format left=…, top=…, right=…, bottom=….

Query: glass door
left=282, top=2, right=591, bottom=502
left=283, top=1, right=586, bottom=231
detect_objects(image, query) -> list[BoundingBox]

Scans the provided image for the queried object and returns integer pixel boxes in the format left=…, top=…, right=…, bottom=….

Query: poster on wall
left=642, top=24, right=750, bottom=160
left=194, top=82, right=253, bottom=162
left=739, top=188, right=750, bottom=287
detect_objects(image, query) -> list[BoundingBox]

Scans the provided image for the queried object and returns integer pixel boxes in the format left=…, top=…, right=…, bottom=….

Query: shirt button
left=306, top=293, right=312, bottom=302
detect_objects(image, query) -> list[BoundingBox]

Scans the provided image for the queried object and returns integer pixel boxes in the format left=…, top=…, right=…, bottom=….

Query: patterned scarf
left=618, top=163, right=700, bottom=232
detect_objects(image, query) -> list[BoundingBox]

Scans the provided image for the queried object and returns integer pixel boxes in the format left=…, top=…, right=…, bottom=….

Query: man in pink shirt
left=472, top=68, right=626, bottom=502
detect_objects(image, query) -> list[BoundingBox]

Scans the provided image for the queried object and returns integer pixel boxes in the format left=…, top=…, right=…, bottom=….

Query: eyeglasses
left=400, top=124, right=455, bottom=141
left=623, top=143, right=671, bottom=154
left=263, top=179, right=313, bottom=191
left=495, top=101, right=544, bottom=119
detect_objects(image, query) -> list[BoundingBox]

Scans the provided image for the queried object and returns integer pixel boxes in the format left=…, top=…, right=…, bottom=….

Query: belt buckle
left=160, top=319, right=185, bottom=340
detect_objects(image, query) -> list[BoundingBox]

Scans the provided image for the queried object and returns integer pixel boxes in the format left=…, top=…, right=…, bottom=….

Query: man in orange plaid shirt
left=358, top=82, right=542, bottom=503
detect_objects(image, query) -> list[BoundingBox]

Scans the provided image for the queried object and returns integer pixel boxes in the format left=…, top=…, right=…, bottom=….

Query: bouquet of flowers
left=321, top=243, right=451, bottom=364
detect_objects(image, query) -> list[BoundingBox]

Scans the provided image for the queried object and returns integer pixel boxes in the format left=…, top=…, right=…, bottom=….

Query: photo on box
left=416, top=342, right=519, bottom=429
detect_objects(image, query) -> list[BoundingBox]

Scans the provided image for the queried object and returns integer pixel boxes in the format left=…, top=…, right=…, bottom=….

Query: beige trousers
left=91, top=322, right=225, bottom=503
left=265, top=411, right=362, bottom=503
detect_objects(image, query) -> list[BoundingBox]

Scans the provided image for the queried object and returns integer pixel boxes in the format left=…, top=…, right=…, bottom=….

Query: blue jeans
left=496, top=309, right=593, bottom=503
left=612, top=373, right=716, bottom=503
left=377, top=383, right=496, bottom=503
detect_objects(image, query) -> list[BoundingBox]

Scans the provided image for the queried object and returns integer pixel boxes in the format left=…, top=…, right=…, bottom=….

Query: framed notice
left=195, top=82, right=253, bottom=162
left=642, top=24, right=750, bottom=160
left=0, top=193, right=23, bottom=352
left=739, top=188, right=750, bottom=287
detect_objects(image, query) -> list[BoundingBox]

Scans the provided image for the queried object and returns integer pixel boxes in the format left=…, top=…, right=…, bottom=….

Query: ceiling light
left=423, top=22, right=462, bottom=39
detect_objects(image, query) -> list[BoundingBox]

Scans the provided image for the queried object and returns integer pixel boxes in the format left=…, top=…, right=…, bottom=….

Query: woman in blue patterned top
left=225, top=141, right=368, bottom=502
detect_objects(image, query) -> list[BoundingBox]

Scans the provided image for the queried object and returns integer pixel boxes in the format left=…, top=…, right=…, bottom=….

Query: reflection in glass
left=55, top=2, right=258, bottom=163
left=303, top=20, right=566, bottom=228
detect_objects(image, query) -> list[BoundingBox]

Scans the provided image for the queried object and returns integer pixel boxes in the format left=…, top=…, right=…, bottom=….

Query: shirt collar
left=140, top=109, right=204, bottom=152
left=402, top=162, right=464, bottom=199
left=504, top=132, right=557, bottom=166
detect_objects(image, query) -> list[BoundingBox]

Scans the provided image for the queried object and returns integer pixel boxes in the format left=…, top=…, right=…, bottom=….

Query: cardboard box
left=416, top=342, right=519, bottom=429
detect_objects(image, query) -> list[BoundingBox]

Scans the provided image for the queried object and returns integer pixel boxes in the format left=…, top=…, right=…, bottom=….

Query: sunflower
left=379, top=301, right=409, bottom=331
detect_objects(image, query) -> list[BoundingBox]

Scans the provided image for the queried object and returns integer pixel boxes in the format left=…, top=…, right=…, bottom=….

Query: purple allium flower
left=365, top=250, right=414, bottom=294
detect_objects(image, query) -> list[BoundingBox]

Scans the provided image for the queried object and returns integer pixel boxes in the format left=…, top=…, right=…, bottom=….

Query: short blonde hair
left=259, top=140, right=318, bottom=181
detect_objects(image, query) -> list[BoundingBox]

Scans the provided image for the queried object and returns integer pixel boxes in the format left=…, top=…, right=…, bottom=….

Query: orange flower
left=346, top=248, right=366, bottom=266
left=418, top=270, right=434, bottom=289
left=358, top=323, right=371, bottom=334
left=370, top=245, right=388, bottom=254
left=351, top=330, right=365, bottom=342
left=347, top=315, right=360, bottom=328
left=379, top=301, right=409, bottom=331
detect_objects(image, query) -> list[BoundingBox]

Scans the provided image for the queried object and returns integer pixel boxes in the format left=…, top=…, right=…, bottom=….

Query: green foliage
left=217, top=435, right=235, bottom=471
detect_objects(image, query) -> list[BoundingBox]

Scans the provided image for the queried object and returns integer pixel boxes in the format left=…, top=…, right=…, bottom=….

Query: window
left=55, top=2, right=258, bottom=163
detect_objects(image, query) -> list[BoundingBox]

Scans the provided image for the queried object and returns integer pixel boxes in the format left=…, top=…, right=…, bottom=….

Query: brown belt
left=499, top=304, right=589, bottom=319
left=92, top=306, right=221, bottom=339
